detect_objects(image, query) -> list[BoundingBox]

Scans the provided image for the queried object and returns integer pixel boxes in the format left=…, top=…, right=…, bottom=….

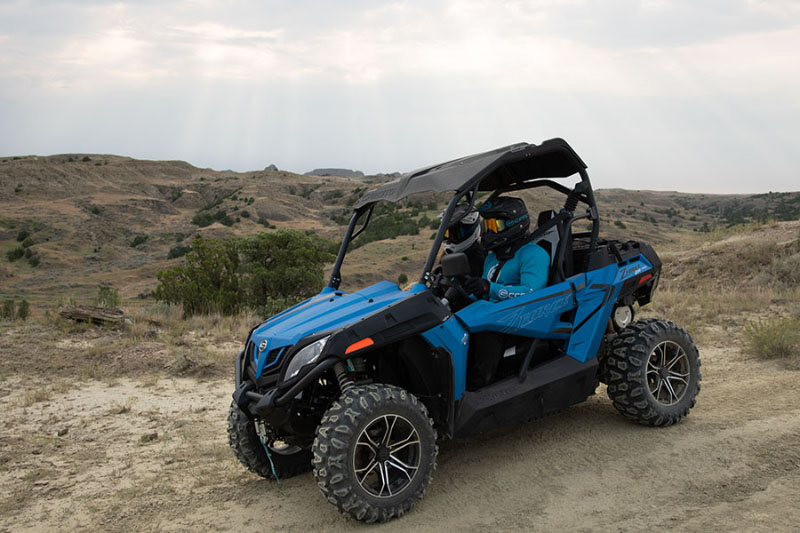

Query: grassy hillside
left=2, top=153, right=800, bottom=304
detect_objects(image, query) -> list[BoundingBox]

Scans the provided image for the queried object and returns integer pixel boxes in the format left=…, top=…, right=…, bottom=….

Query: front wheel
left=312, top=384, right=437, bottom=523
left=605, top=319, right=701, bottom=426
left=227, top=401, right=312, bottom=479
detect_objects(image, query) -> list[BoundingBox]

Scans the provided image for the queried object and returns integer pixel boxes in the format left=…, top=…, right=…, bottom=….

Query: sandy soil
left=1, top=340, right=799, bottom=533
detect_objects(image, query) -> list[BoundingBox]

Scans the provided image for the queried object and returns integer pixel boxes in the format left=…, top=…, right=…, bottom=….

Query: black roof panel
left=355, top=138, right=586, bottom=209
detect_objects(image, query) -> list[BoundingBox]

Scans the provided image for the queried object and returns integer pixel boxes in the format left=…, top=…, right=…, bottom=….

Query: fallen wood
left=58, top=305, right=125, bottom=324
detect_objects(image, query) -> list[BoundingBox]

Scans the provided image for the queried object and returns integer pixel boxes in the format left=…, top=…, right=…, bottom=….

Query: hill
left=1, top=153, right=799, bottom=302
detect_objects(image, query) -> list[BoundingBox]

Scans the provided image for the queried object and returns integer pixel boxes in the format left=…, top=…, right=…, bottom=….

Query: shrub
left=16, top=230, right=29, bottom=242
left=28, top=255, right=40, bottom=267
left=6, top=247, right=24, bottom=262
left=1, top=299, right=14, bottom=319
left=154, top=237, right=241, bottom=316
left=129, top=234, right=148, bottom=247
left=614, top=220, right=626, bottom=229
left=248, top=197, right=255, bottom=205
left=22, top=237, right=34, bottom=248
left=192, top=210, right=234, bottom=227
left=167, top=245, right=192, bottom=259
left=240, top=210, right=251, bottom=218
left=91, top=206, right=101, bottom=215
left=238, top=230, right=335, bottom=309
left=96, top=286, right=121, bottom=308
left=82, top=156, right=91, bottom=162
left=17, top=300, right=29, bottom=320
left=745, top=318, right=800, bottom=363
left=398, top=273, right=408, bottom=285
left=175, top=233, right=185, bottom=242
left=257, top=217, right=271, bottom=227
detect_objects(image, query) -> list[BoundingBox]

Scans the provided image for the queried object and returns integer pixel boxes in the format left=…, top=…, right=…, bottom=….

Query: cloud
left=0, top=0, right=798, bottom=192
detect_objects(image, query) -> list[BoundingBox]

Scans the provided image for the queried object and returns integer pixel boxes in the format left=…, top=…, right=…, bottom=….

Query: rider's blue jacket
left=482, top=242, right=550, bottom=302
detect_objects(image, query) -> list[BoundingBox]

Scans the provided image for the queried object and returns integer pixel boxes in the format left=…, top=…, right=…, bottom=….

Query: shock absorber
left=333, top=361, right=354, bottom=394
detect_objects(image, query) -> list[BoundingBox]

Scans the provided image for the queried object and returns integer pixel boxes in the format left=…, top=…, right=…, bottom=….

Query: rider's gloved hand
left=463, top=276, right=490, bottom=299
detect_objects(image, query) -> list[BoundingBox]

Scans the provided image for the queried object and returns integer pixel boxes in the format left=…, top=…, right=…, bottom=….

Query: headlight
left=285, top=336, right=329, bottom=380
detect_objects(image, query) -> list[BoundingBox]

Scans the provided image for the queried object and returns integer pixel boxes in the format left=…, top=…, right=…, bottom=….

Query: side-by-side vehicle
left=227, top=138, right=701, bottom=522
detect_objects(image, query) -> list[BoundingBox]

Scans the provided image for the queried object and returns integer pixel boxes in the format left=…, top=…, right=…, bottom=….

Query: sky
left=0, top=0, right=798, bottom=193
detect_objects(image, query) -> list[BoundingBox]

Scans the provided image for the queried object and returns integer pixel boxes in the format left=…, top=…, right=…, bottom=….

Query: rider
left=440, top=203, right=485, bottom=277
left=463, top=196, right=550, bottom=302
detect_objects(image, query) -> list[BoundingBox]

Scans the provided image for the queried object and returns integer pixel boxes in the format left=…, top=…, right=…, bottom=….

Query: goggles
left=445, top=222, right=477, bottom=243
left=481, top=217, right=507, bottom=234
left=481, top=213, right=528, bottom=234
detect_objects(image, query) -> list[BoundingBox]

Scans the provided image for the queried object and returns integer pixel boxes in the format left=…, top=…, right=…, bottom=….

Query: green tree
left=1, top=299, right=14, bottom=319
left=398, top=273, right=408, bottom=285
left=154, top=237, right=240, bottom=316
left=238, top=230, right=335, bottom=310
left=17, top=300, right=29, bottom=320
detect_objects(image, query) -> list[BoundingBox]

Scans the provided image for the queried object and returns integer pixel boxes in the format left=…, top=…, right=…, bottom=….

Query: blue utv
left=228, top=139, right=701, bottom=522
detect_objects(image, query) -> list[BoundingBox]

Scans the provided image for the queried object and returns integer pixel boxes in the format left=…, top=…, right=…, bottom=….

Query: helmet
left=441, top=203, right=480, bottom=254
left=478, top=196, right=530, bottom=254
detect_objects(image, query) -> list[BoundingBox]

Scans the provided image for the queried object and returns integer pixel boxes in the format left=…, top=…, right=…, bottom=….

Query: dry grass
left=744, top=318, right=800, bottom=368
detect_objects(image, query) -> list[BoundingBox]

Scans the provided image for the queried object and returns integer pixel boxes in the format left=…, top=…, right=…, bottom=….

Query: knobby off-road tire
left=227, top=400, right=312, bottom=480
left=312, top=384, right=438, bottom=523
left=605, top=319, right=701, bottom=426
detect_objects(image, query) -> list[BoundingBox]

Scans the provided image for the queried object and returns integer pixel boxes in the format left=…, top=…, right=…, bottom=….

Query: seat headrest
left=537, top=210, right=557, bottom=227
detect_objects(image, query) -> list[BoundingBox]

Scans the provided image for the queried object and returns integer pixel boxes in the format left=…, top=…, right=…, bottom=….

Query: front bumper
left=232, top=348, right=338, bottom=420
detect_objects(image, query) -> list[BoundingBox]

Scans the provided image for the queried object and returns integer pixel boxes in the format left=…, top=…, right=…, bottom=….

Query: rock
left=304, top=168, right=365, bottom=178
left=140, top=431, right=158, bottom=443
left=264, top=164, right=278, bottom=171
left=57, top=427, right=69, bottom=437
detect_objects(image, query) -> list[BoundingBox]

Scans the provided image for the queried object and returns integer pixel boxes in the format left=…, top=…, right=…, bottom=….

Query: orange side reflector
left=638, top=273, right=653, bottom=285
left=345, top=337, right=374, bottom=354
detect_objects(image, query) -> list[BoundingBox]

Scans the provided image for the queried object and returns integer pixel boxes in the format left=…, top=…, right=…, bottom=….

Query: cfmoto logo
left=258, top=340, right=268, bottom=352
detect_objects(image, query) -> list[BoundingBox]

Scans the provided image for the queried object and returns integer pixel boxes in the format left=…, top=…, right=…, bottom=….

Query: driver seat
left=532, top=209, right=573, bottom=285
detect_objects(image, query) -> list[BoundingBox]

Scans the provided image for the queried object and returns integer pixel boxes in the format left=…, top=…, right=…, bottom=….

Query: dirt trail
left=1, top=342, right=799, bottom=532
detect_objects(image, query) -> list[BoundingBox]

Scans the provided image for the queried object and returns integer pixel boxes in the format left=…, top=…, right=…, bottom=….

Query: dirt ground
left=1, top=336, right=799, bottom=533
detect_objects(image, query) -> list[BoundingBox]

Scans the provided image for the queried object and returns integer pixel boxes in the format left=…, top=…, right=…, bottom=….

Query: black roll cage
left=327, top=168, right=599, bottom=290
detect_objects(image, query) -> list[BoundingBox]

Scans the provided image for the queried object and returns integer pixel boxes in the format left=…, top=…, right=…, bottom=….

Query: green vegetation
left=238, top=231, right=336, bottom=315
left=129, top=234, right=148, bottom=248
left=17, top=300, right=29, bottom=321
left=28, top=255, right=40, bottom=267
left=154, top=231, right=335, bottom=317
left=90, top=206, right=102, bottom=215
left=614, top=220, right=626, bottom=229
left=191, top=209, right=234, bottom=227
left=21, top=237, right=34, bottom=248
left=745, top=318, right=800, bottom=364
left=1, top=299, right=14, bottom=319
left=167, top=245, right=191, bottom=259
left=398, top=273, right=408, bottom=285
left=240, top=210, right=250, bottom=218
left=95, top=286, right=121, bottom=308
left=16, top=230, right=29, bottom=242
left=6, top=247, right=24, bottom=262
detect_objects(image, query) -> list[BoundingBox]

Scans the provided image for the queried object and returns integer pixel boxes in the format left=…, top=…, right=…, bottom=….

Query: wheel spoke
left=667, top=374, right=688, bottom=386
left=651, top=377, right=663, bottom=399
left=389, top=439, right=420, bottom=454
left=381, top=415, right=398, bottom=447
left=663, top=378, right=678, bottom=404
left=386, top=457, right=414, bottom=481
left=381, top=462, right=393, bottom=497
left=356, top=458, right=379, bottom=481
left=665, top=349, right=686, bottom=370
left=362, top=431, right=380, bottom=450
left=355, top=440, right=377, bottom=455
left=387, top=453, right=418, bottom=471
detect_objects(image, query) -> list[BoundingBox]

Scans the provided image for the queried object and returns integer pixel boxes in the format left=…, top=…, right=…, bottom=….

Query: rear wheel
left=312, top=384, right=437, bottom=523
left=227, top=401, right=312, bottom=479
left=605, top=319, right=701, bottom=426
